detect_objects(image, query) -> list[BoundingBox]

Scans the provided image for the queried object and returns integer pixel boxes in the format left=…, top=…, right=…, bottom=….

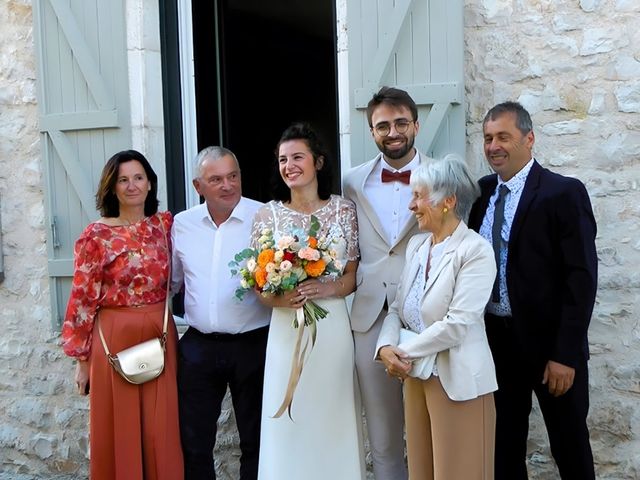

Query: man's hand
left=542, top=360, right=575, bottom=397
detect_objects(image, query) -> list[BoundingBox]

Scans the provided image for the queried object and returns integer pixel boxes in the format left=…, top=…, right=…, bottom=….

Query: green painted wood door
left=33, top=0, right=132, bottom=327
left=346, top=0, right=465, bottom=166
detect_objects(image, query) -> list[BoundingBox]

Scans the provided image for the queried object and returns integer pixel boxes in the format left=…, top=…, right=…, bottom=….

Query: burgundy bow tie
left=381, top=168, right=411, bottom=185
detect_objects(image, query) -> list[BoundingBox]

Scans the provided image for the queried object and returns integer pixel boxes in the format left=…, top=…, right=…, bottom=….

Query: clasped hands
left=379, top=345, right=412, bottom=381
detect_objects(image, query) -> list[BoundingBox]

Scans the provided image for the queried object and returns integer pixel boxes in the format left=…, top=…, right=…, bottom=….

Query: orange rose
left=304, top=259, right=326, bottom=277
left=255, top=267, right=268, bottom=288
left=257, top=249, right=275, bottom=268
left=308, top=237, right=318, bottom=248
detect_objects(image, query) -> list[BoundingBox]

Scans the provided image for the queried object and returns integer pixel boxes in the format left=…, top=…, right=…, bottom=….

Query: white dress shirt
left=479, top=158, right=534, bottom=316
left=364, top=151, right=420, bottom=245
left=171, top=197, right=271, bottom=333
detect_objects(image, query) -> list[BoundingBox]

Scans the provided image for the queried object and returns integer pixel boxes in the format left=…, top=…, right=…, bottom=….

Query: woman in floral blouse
left=61, top=150, right=183, bottom=480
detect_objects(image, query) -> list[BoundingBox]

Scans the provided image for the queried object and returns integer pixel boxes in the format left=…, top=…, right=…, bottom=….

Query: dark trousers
left=178, top=325, right=269, bottom=480
left=486, top=314, right=595, bottom=480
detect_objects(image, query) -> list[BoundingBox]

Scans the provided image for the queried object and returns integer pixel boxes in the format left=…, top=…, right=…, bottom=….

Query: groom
left=343, top=87, right=429, bottom=479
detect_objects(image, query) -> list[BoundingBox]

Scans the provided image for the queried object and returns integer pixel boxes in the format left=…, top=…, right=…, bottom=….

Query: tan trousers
left=404, top=376, right=495, bottom=480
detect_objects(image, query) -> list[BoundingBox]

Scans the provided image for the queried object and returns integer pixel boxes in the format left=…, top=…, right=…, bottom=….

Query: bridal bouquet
left=229, top=215, right=342, bottom=328
left=229, top=216, right=343, bottom=418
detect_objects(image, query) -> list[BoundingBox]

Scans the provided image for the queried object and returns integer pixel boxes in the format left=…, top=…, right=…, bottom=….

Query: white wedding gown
left=252, top=195, right=365, bottom=480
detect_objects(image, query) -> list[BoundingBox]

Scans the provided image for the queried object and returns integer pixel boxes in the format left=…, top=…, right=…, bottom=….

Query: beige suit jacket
left=343, top=152, right=428, bottom=332
left=376, top=221, right=498, bottom=401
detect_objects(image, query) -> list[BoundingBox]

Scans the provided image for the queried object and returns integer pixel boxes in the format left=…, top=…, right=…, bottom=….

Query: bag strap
left=158, top=216, right=171, bottom=345
left=97, top=213, right=172, bottom=358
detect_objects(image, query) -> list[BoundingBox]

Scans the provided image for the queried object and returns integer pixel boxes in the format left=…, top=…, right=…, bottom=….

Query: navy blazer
left=468, top=160, right=597, bottom=372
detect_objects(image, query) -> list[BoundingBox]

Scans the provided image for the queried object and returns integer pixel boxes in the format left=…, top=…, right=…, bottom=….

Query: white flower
left=265, top=262, right=276, bottom=273
left=277, top=235, right=296, bottom=250
left=258, top=235, right=270, bottom=245
left=240, top=278, right=249, bottom=289
left=298, top=247, right=320, bottom=261
left=274, top=250, right=284, bottom=262
left=261, top=228, right=272, bottom=236
left=280, top=260, right=293, bottom=272
left=246, top=258, right=257, bottom=272
left=267, top=272, right=282, bottom=286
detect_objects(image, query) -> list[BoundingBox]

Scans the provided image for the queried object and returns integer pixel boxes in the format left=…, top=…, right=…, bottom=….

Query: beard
left=378, top=134, right=416, bottom=160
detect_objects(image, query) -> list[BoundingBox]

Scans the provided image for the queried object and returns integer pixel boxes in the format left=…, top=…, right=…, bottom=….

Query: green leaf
left=308, top=215, right=320, bottom=238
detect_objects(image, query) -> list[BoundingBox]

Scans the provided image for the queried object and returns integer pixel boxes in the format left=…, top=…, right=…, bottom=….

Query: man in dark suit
left=468, top=101, right=598, bottom=479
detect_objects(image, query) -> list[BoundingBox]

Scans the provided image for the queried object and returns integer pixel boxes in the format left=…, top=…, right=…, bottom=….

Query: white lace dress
left=252, top=195, right=365, bottom=480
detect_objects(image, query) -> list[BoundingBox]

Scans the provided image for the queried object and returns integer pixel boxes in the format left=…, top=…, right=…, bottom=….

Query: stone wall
left=1, top=0, right=639, bottom=479
left=0, top=0, right=87, bottom=478
left=465, top=1, right=640, bottom=478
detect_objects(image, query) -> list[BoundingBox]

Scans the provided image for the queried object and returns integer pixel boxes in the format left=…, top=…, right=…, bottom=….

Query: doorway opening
left=192, top=0, right=340, bottom=202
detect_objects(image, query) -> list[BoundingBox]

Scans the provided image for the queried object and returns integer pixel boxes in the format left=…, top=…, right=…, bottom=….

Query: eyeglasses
left=372, top=119, right=414, bottom=137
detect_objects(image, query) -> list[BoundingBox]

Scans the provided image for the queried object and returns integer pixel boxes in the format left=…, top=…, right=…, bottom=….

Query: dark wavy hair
left=366, top=86, right=418, bottom=127
left=95, top=149, right=159, bottom=217
left=271, top=123, right=333, bottom=202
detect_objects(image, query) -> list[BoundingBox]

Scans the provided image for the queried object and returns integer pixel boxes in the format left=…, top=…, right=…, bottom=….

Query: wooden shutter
left=33, top=0, right=131, bottom=327
left=346, top=0, right=465, bottom=166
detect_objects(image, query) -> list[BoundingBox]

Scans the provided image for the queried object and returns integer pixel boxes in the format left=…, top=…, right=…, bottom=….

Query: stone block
left=541, top=119, right=583, bottom=136
left=615, top=0, right=640, bottom=12
left=606, top=56, right=640, bottom=81
left=580, top=0, right=601, bottom=12
left=552, top=14, right=581, bottom=32
left=615, top=83, right=640, bottom=113
left=31, top=434, right=56, bottom=460
left=580, top=27, right=629, bottom=55
left=588, top=88, right=607, bottom=115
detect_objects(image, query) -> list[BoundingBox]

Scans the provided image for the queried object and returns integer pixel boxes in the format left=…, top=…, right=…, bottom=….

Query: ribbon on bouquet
left=272, top=306, right=318, bottom=419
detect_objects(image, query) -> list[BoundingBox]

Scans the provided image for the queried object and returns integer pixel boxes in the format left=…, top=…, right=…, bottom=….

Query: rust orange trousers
left=89, top=303, right=184, bottom=480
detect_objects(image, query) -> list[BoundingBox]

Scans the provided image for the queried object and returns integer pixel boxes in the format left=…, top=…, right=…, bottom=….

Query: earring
left=443, top=207, right=448, bottom=214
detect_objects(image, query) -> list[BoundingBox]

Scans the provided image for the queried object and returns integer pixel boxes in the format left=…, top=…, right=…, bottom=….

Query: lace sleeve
left=250, top=202, right=277, bottom=249
left=337, top=197, right=360, bottom=261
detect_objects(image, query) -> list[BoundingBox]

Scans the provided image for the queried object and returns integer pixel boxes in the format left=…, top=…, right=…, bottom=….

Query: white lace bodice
left=251, top=195, right=359, bottom=271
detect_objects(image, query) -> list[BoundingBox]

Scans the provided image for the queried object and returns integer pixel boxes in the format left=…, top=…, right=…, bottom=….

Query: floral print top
left=61, top=212, right=172, bottom=360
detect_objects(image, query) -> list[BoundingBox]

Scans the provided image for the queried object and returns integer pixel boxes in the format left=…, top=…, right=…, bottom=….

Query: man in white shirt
left=172, top=146, right=270, bottom=480
left=343, top=87, right=429, bottom=480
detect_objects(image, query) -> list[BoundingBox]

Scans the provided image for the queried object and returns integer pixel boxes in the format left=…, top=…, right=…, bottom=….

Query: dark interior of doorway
left=192, top=0, right=340, bottom=202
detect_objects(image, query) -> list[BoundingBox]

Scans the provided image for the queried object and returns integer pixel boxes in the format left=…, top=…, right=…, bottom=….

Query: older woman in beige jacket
left=376, top=155, right=497, bottom=480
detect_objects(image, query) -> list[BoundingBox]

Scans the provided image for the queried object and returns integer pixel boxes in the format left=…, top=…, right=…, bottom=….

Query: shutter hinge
left=51, top=216, right=61, bottom=249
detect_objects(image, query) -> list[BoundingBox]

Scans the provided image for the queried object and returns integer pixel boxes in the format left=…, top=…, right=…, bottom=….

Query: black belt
left=187, top=325, right=269, bottom=341
left=485, top=312, right=513, bottom=328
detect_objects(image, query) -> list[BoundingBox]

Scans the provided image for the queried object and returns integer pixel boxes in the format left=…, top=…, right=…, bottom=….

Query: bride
left=251, top=123, right=365, bottom=479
